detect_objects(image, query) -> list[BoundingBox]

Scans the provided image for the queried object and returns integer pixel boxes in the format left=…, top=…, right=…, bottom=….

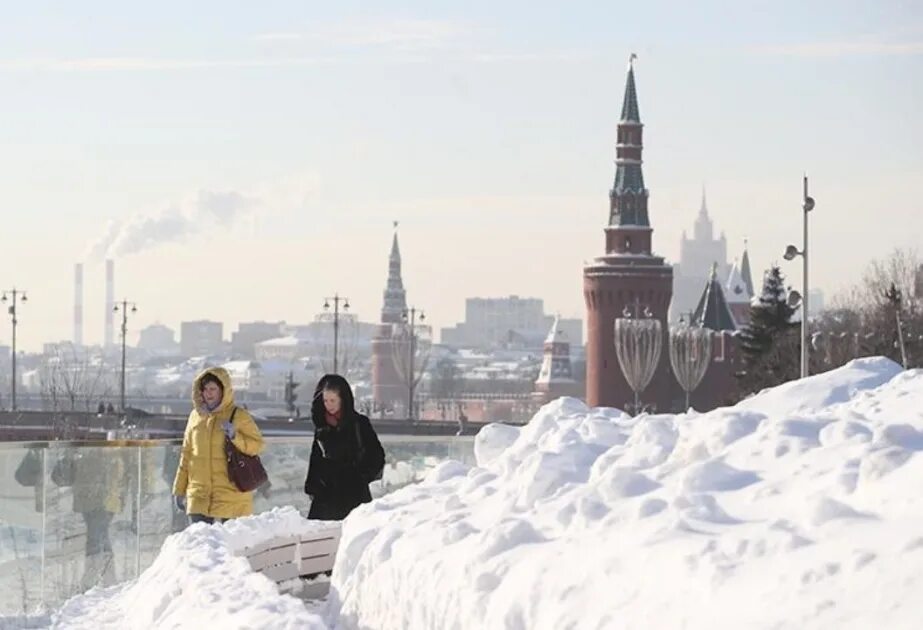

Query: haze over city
left=0, top=0, right=920, bottom=351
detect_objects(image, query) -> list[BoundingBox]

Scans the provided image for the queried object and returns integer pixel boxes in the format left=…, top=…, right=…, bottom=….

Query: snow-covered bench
left=237, top=523, right=342, bottom=590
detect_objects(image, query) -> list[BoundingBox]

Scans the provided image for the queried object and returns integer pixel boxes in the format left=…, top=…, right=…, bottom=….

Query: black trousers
left=188, top=513, right=228, bottom=525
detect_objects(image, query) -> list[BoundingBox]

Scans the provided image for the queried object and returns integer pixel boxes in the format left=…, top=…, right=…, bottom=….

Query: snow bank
left=51, top=507, right=327, bottom=630
left=328, top=358, right=923, bottom=629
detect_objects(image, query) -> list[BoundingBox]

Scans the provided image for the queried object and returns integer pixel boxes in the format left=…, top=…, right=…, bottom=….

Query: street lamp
left=402, top=307, right=425, bottom=420
left=2, top=289, right=27, bottom=411
left=323, top=294, right=350, bottom=374
left=113, top=300, right=137, bottom=415
left=783, top=175, right=815, bottom=379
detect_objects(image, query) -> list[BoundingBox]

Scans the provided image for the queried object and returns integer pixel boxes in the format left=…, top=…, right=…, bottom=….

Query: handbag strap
left=229, top=406, right=238, bottom=424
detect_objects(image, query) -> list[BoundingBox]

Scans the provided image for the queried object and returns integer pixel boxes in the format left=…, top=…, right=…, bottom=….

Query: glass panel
left=42, top=445, right=139, bottom=608
left=253, top=441, right=311, bottom=516
left=378, top=436, right=476, bottom=496
left=0, top=435, right=476, bottom=614
left=137, top=443, right=182, bottom=576
left=0, top=445, right=45, bottom=616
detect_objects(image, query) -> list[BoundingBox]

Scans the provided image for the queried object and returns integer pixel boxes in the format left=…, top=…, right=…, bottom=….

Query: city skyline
left=0, top=1, right=920, bottom=352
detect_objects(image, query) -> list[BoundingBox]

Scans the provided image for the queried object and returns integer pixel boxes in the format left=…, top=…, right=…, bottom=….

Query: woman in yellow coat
left=172, top=367, right=265, bottom=524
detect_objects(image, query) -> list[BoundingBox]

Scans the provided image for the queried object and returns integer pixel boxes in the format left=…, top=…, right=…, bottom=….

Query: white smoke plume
left=85, top=189, right=256, bottom=262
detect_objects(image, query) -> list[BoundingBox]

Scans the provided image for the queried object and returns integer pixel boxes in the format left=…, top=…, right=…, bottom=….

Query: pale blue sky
left=0, top=1, right=921, bottom=350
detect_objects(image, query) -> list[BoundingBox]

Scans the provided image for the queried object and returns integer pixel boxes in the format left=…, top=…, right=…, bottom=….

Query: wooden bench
left=237, top=524, right=342, bottom=591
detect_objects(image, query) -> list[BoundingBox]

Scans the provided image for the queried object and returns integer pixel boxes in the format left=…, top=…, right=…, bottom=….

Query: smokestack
left=105, top=259, right=114, bottom=348
left=74, top=263, right=84, bottom=347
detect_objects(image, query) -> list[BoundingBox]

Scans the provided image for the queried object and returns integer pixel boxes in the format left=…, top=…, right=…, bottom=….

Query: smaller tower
left=740, top=239, right=755, bottom=298
left=725, top=260, right=751, bottom=327
left=693, top=264, right=736, bottom=332
left=534, top=315, right=580, bottom=403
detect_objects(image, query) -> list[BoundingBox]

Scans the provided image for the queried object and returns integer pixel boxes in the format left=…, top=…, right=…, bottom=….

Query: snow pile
left=328, top=358, right=923, bottom=629
left=51, top=507, right=327, bottom=630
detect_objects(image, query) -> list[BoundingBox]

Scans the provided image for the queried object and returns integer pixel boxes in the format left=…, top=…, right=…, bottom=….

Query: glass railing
left=0, top=435, right=475, bottom=617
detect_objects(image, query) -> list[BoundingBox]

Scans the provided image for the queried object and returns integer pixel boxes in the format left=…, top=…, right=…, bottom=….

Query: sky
left=0, top=0, right=920, bottom=352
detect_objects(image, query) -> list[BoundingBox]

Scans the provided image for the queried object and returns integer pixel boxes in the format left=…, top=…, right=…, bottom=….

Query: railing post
left=40, top=446, right=47, bottom=606
left=136, top=446, right=142, bottom=578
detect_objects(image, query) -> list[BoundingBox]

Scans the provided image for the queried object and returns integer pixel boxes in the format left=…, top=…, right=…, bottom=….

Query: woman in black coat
left=304, top=374, right=386, bottom=520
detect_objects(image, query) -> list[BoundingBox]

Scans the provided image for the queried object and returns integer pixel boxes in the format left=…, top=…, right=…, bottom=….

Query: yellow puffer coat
left=172, top=367, right=265, bottom=519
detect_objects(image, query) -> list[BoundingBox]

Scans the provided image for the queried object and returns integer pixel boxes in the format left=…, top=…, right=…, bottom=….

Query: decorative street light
left=669, top=321, right=712, bottom=410
left=783, top=175, right=815, bottom=379
left=2, top=289, right=27, bottom=411
left=113, top=299, right=137, bottom=415
left=614, top=304, right=662, bottom=415
left=323, top=294, right=350, bottom=374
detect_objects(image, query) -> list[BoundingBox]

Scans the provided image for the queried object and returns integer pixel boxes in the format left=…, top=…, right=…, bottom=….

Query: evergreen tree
left=737, top=265, right=799, bottom=394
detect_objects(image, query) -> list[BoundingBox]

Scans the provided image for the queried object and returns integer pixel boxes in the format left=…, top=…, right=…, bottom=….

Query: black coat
left=304, top=375, right=385, bottom=520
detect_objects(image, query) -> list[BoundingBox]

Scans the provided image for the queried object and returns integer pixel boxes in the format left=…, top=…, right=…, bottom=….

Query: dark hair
left=311, top=373, right=356, bottom=427
left=199, top=373, right=224, bottom=392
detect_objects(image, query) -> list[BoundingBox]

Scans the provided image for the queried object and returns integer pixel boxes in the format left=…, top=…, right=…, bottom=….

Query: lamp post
left=323, top=294, right=350, bottom=374
left=402, top=306, right=425, bottom=420
left=113, top=300, right=137, bottom=414
left=783, top=175, right=815, bottom=379
left=2, top=289, right=27, bottom=411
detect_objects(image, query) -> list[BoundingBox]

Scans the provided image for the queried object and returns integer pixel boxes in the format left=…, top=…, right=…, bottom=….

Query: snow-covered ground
left=8, top=357, right=923, bottom=629
left=329, top=358, right=923, bottom=629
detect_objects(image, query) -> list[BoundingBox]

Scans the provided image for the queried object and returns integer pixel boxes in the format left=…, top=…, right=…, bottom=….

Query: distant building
left=180, top=320, right=224, bottom=358
left=441, top=296, right=582, bottom=351
left=231, top=321, right=284, bottom=358
left=138, top=324, right=178, bottom=355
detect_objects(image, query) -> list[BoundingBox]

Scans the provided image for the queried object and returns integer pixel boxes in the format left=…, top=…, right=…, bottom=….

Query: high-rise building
left=671, top=192, right=730, bottom=322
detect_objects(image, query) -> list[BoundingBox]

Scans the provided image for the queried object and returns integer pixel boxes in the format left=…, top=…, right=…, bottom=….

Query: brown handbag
left=225, top=407, right=268, bottom=492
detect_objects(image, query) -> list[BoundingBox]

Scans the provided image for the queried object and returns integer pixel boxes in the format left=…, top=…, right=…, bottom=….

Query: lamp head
left=783, top=245, right=800, bottom=261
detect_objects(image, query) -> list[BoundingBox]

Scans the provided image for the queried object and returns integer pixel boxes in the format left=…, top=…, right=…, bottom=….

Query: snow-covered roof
left=544, top=315, right=569, bottom=344
left=256, top=336, right=305, bottom=348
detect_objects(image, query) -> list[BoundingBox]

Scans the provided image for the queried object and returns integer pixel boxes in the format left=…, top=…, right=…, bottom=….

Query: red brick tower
left=371, top=223, right=408, bottom=409
left=584, top=57, right=675, bottom=410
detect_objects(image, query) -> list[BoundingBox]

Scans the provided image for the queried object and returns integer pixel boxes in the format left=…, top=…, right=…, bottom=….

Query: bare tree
left=391, top=323, right=432, bottom=419
left=828, top=248, right=922, bottom=369
left=40, top=344, right=114, bottom=413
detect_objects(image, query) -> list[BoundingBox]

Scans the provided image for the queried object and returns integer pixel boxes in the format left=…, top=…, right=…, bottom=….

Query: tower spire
left=608, top=54, right=650, bottom=238
left=740, top=238, right=755, bottom=298
left=381, top=221, right=407, bottom=324
left=620, top=53, right=641, bottom=122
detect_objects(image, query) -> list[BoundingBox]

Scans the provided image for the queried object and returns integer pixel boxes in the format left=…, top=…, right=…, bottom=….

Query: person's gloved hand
left=173, top=495, right=186, bottom=513
left=222, top=421, right=235, bottom=439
